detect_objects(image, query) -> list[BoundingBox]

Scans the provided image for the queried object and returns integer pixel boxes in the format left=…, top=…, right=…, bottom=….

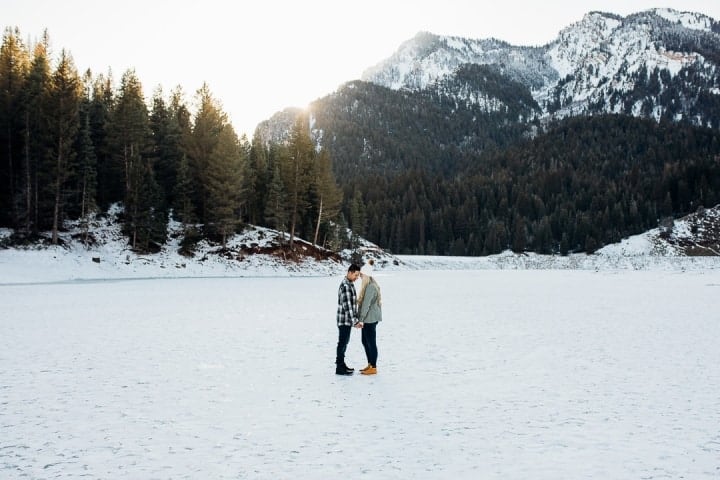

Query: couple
left=335, top=261, right=382, bottom=376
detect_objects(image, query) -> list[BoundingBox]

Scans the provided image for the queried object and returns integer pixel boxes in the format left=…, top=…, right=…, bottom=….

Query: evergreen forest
left=342, top=116, right=720, bottom=255
left=314, top=80, right=720, bottom=255
left=0, top=28, right=342, bottom=254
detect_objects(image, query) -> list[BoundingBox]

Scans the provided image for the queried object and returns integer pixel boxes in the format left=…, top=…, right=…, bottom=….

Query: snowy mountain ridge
left=361, top=8, right=720, bottom=125
left=1, top=205, right=719, bottom=284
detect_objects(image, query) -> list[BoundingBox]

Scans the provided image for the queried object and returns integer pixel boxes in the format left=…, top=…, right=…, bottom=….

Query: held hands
left=354, top=322, right=364, bottom=329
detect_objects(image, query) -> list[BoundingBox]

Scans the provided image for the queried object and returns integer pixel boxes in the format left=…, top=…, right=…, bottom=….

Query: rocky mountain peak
left=358, top=8, right=719, bottom=126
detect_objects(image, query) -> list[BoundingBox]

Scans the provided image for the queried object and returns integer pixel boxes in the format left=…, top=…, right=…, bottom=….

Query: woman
left=357, top=263, right=382, bottom=375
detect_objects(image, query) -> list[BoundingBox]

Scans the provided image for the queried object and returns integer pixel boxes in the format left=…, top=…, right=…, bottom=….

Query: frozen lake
left=2, top=270, right=719, bottom=478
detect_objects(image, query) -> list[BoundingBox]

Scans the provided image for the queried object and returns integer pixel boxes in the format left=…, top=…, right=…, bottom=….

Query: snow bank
left=2, top=206, right=720, bottom=285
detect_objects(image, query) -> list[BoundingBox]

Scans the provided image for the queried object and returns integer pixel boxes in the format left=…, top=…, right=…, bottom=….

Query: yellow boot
left=360, top=364, right=373, bottom=373
left=361, top=366, right=377, bottom=375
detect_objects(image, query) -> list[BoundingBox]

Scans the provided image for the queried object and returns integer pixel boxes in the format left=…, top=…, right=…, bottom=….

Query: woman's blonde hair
left=358, top=274, right=382, bottom=307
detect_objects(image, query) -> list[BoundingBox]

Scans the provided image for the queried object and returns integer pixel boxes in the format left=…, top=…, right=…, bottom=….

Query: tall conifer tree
left=108, top=69, right=164, bottom=250
left=282, top=117, right=315, bottom=248
left=264, top=161, right=288, bottom=239
left=90, top=72, right=118, bottom=209
left=187, top=83, right=244, bottom=245
left=76, top=71, right=98, bottom=244
left=206, top=123, right=243, bottom=247
left=173, top=153, right=196, bottom=224
left=187, top=83, right=224, bottom=224
left=22, top=33, right=51, bottom=234
left=46, top=49, right=81, bottom=244
left=311, top=148, right=341, bottom=246
left=0, top=28, right=30, bottom=228
left=168, top=86, right=194, bottom=220
left=244, top=133, right=268, bottom=225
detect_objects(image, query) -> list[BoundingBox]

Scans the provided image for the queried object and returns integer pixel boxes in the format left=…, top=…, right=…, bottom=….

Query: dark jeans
left=336, top=325, right=352, bottom=365
left=361, top=322, right=378, bottom=367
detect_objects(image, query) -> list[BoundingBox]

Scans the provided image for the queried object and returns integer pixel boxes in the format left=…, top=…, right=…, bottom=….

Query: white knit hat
left=360, top=263, right=373, bottom=277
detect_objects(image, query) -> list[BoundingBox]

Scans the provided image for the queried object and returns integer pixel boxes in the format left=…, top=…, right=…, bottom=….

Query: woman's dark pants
left=361, top=322, right=378, bottom=367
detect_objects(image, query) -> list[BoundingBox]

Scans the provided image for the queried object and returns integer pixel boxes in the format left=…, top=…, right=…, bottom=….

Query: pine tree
left=21, top=33, right=51, bottom=234
left=185, top=83, right=244, bottom=246
left=245, top=133, right=269, bottom=225
left=206, top=123, right=243, bottom=247
left=349, top=189, right=366, bottom=246
left=168, top=86, right=194, bottom=219
left=126, top=155, right=164, bottom=251
left=173, top=153, right=196, bottom=224
left=109, top=69, right=149, bottom=203
left=281, top=117, right=315, bottom=248
left=90, top=72, right=118, bottom=210
left=76, top=75, right=98, bottom=245
left=187, top=83, right=225, bottom=224
left=511, top=215, right=527, bottom=253
left=310, top=148, right=342, bottom=247
left=108, top=69, right=161, bottom=250
left=264, top=161, right=288, bottom=239
left=46, top=49, right=81, bottom=244
left=0, top=27, right=30, bottom=228
left=149, top=86, right=186, bottom=211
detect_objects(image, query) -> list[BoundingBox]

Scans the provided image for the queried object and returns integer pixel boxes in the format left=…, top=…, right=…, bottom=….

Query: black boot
left=335, top=365, right=353, bottom=375
left=343, top=363, right=354, bottom=372
left=335, top=359, right=353, bottom=375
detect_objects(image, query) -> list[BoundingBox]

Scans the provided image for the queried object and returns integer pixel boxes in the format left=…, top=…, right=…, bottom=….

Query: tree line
left=343, top=115, right=720, bottom=255
left=0, top=28, right=342, bottom=253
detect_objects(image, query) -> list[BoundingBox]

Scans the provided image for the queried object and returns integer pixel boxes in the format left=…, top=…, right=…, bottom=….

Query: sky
left=4, top=0, right=720, bottom=139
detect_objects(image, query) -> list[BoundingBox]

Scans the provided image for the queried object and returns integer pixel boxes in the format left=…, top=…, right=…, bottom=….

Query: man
left=335, top=263, right=363, bottom=375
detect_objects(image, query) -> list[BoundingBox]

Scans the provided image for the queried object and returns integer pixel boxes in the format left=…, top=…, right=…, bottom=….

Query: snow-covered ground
left=2, top=269, right=719, bottom=478
left=1, top=207, right=720, bottom=477
left=3, top=204, right=720, bottom=285
left=0, top=207, right=346, bottom=284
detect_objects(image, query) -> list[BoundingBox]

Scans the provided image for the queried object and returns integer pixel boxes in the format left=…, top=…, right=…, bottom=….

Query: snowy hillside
left=0, top=206, right=353, bottom=284
left=1, top=206, right=720, bottom=284
left=402, top=206, right=720, bottom=271
left=543, top=9, right=717, bottom=120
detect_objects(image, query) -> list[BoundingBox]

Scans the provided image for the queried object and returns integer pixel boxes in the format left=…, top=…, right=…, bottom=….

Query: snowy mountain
left=259, top=8, right=720, bottom=147
left=257, top=8, right=720, bottom=181
left=360, top=8, right=720, bottom=126
left=361, top=32, right=555, bottom=94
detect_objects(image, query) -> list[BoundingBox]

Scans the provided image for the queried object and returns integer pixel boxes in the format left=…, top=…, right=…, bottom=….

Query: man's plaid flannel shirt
left=336, top=277, right=358, bottom=326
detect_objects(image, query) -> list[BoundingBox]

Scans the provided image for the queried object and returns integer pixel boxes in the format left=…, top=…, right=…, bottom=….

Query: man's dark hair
left=348, top=263, right=361, bottom=272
